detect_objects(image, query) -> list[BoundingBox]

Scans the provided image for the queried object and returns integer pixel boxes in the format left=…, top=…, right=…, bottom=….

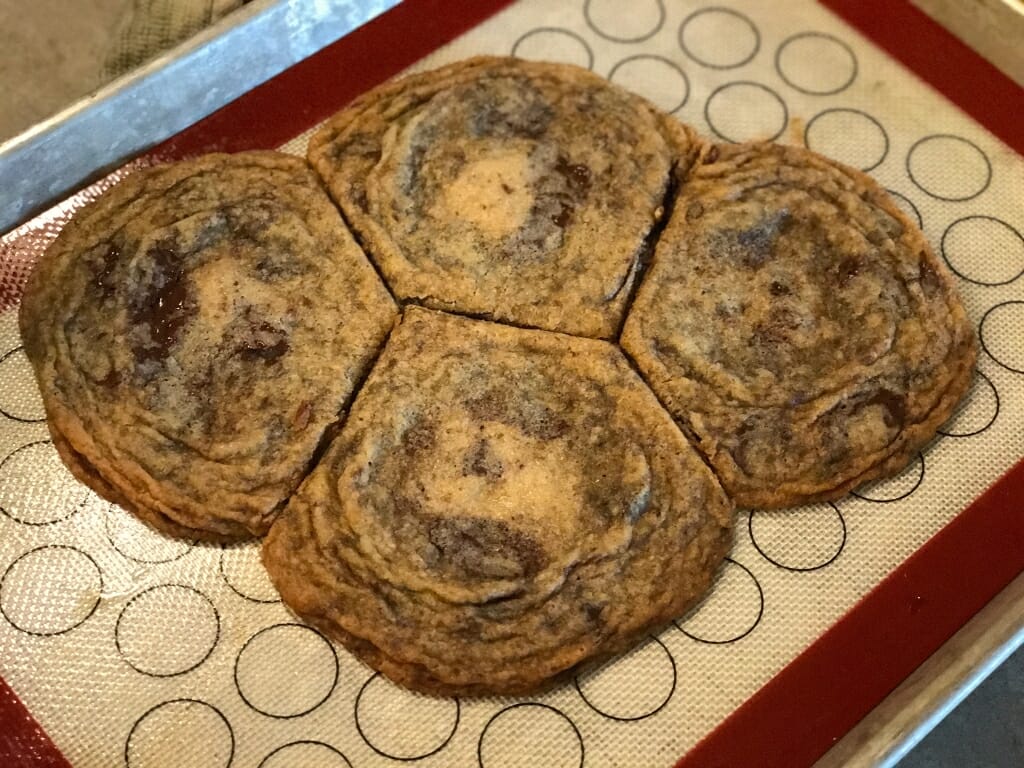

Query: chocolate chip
left=237, top=322, right=289, bottom=363
left=704, top=146, right=720, bottom=164
left=129, top=244, right=191, bottom=364
left=551, top=202, right=573, bottom=229
left=583, top=602, right=604, bottom=623
left=554, top=156, right=592, bottom=194
left=769, top=281, right=791, bottom=296
left=836, top=256, right=863, bottom=287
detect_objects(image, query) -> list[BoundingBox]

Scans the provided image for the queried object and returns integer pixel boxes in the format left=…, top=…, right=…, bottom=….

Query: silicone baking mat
left=1, top=1, right=1022, bottom=766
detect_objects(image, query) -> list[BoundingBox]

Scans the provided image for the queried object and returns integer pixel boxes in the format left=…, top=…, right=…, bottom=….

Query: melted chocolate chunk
left=865, top=389, right=906, bottom=429
left=403, top=419, right=437, bottom=454
left=522, top=409, right=570, bottom=440
left=836, top=256, right=863, bottom=287
left=129, top=245, right=191, bottom=364
left=353, top=187, right=370, bottom=212
left=344, top=131, right=383, bottom=162
left=469, top=90, right=554, bottom=139
left=237, top=322, right=289, bottom=363
left=462, top=438, right=504, bottom=479
left=92, top=242, right=121, bottom=297
left=465, top=389, right=570, bottom=441
left=426, top=516, right=546, bottom=579
left=769, top=281, right=791, bottom=296
left=736, top=210, right=791, bottom=268
left=704, top=146, right=720, bottom=164
left=551, top=202, right=573, bottom=229
left=554, top=156, right=592, bottom=194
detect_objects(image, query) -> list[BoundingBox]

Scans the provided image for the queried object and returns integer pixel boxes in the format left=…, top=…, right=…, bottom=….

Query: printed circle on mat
left=907, top=134, right=991, bottom=202
left=125, top=699, right=233, bottom=768
left=851, top=453, right=925, bottom=502
left=886, top=189, right=923, bottom=230
left=478, top=703, right=584, bottom=768
left=105, top=504, right=192, bottom=564
left=235, top=623, right=338, bottom=718
left=941, top=216, right=1024, bottom=286
left=258, top=741, right=352, bottom=768
left=511, top=28, right=594, bottom=70
left=608, top=55, right=689, bottom=113
left=0, top=347, right=45, bottom=422
left=980, top=302, right=1024, bottom=374
left=679, top=8, right=760, bottom=70
left=775, top=32, right=857, bottom=95
left=938, top=370, right=999, bottom=437
left=0, top=441, right=89, bottom=525
left=804, top=108, right=888, bottom=172
left=220, top=542, right=280, bottom=603
left=355, top=673, right=460, bottom=760
left=585, top=0, right=663, bottom=43
left=0, top=545, right=102, bottom=636
left=575, top=636, right=675, bottom=721
left=676, top=558, right=764, bottom=644
left=116, top=585, right=219, bottom=677
left=704, top=81, right=787, bottom=143
left=749, top=503, right=846, bottom=571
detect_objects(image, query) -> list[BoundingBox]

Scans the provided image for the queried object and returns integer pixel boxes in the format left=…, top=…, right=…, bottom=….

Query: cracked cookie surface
left=263, top=307, right=732, bottom=695
left=308, top=56, right=699, bottom=338
left=622, top=142, right=976, bottom=508
left=19, top=151, right=397, bottom=540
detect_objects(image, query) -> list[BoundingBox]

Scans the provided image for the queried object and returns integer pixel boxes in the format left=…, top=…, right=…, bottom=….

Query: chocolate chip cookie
left=622, top=142, right=976, bottom=508
left=307, top=56, right=700, bottom=339
left=19, top=151, right=397, bottom=540
left=263, top=307, right=732, bottom=695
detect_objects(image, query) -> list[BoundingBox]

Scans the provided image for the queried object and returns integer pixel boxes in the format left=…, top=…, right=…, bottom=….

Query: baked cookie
left=622, top=142, right=976, bottom=509
left=263, top=307, right=732, bottom=696
left=19, top=151, right=397, bottom=540
left=307, top=56, right=700, bottom=338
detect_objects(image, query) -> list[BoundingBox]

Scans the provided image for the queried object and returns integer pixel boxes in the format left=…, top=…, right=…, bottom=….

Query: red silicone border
left=820, top=0, right=1024, bottom=156
left=2, top=1, right=1022, bottom=767
left=0, top=678, right=71, bottom=768
left=677, top=459, right=1024, bottom=768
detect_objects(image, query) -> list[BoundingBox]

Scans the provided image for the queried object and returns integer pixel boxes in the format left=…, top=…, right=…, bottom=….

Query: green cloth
left=103, top=0, right=249, bottom=77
